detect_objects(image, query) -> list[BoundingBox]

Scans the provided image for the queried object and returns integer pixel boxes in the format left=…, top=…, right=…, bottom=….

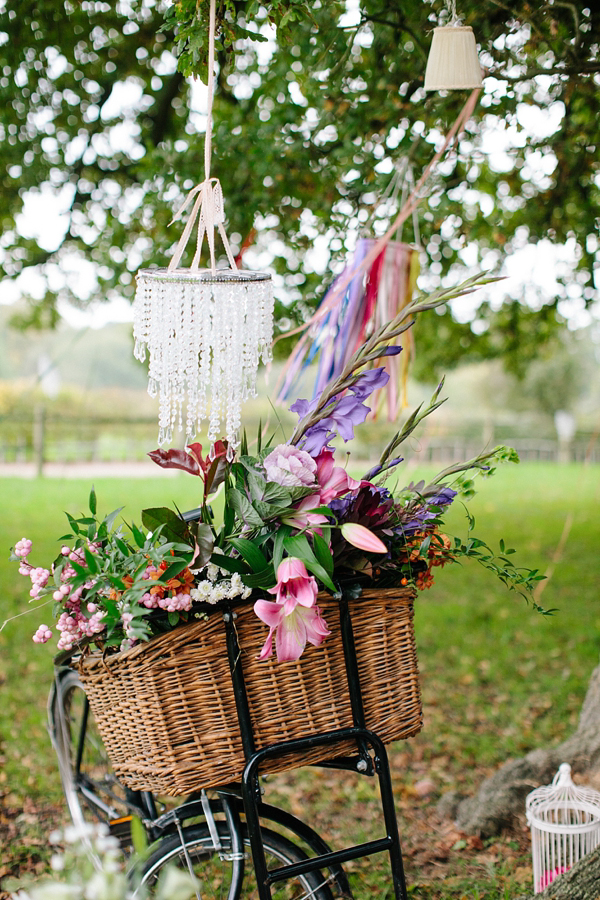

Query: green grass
left=0, top=464, right=598, bottom=897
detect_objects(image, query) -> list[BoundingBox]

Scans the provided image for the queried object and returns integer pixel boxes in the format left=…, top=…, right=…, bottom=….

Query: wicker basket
left=78, top=587, right=422, bottom=796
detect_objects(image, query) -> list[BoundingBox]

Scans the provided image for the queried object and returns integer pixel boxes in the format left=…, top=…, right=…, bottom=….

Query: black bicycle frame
left=222, top=592, right=409, bottom=900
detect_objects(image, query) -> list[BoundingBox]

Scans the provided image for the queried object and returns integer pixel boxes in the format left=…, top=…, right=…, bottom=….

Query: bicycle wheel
left=49, top=667, right=131, bottom=827
left=141, top=823, right=335, bottom=900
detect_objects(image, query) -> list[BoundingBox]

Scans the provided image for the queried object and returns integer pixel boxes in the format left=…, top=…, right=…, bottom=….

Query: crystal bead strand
left=160, top=278, right=177, bottom=446
left=132, top=275, right=150, bottom=363
left=259, top=280, right=275, bottom=363
left=244, top=282, right=259, bottom=400
left=207, top=284, right=224, bottom=443
left=226, top=282, right=242, bottom=446
left=197, top=281, right=211, bottom=430
left=240, top=284, right=252, bottom=401
left=184, top=279, right=198, bottom=440
left=174, top=281, right=188, bottom=436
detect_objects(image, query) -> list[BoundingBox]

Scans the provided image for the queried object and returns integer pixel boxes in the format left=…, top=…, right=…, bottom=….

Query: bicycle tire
left=141, top=823, right=336, bottom=900
left=49, top=667, right=131, bottom=827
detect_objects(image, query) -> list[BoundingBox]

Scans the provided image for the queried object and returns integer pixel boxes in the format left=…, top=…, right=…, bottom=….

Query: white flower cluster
left=190, top=566, right=252, bottom=606
left=12, top=823, right=199, bottom=900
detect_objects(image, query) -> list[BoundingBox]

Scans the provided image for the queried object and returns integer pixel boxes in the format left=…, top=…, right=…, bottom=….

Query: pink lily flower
left=281, top=494, right=330, bottom=531
left=267, top=557, right=318, bottom=613
left=341, top=522, right=388, bottom=554
left=253, top=557, right=331, bottom=661
left=254, top=597, right=331, bottom=662
left=315, top=449, right=361, bottom=504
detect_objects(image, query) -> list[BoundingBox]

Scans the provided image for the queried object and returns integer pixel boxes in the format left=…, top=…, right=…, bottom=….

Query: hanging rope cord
left=273, top=87, right=480, bottom=348
left=168, top=0, right=237, bottom=275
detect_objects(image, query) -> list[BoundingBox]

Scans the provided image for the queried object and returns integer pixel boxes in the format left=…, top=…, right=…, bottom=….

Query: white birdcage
left=526, top=763, right=600, bottom=893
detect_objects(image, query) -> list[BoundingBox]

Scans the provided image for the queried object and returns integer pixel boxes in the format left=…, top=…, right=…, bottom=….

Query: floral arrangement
left=10, top=274, right=545, bottom=662
left=11, top=822, right=197, bottom=900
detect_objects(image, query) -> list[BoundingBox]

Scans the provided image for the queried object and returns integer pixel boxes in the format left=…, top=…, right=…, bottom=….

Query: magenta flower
left=315, top=449, right=360, bottom=504
left=263, top=444, right=317, bottom=488
left=253, top=557, right=331, bottom=661
left=254, top=598, right=331, bottom=662
left=267, top=557, right=318, bottom=613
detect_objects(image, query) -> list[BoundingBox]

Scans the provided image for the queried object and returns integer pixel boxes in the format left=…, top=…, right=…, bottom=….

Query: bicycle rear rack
left=223, top=592, right=409, bottom=900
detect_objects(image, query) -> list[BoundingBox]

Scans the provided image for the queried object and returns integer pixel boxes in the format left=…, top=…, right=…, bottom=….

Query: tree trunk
left=517, top=845, right=600, bottom=900
left=437, top=664, right=600, bottom=837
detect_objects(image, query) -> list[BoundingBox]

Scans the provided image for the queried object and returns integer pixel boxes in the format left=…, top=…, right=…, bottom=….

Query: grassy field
left=0, top=463, right=598, bottom=897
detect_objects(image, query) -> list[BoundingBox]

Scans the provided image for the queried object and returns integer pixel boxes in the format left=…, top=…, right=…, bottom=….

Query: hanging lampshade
left=131, top=0, right=274, bottom=455
left=133, top=267, right=273, bottom=451
left=424, top=25, right=483, bottom=91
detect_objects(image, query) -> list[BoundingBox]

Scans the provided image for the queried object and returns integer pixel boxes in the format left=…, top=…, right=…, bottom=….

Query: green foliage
left=0, top=2, right=598, bottom=371
left=163, top=0, right=315, bottom=78
left=8, top=495, right=196, bottom=647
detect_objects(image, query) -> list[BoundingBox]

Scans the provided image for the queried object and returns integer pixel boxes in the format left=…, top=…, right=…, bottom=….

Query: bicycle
left=48, top=500, right=410, bottom=900
left=49, top=660, right=349, bottom=899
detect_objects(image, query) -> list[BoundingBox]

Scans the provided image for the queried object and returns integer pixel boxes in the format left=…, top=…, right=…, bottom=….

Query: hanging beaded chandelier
left=133, top=0, right=274, bottom=456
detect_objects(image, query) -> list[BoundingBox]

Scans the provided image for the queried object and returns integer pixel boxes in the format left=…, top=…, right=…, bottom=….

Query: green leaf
left=221, top=501, right=236, bottom=543
left=162, top=558, right=191, bottom=582
left=89, top=487, right=97, bottom=516
left=228, top=537, right=269, bottom=573
left=167, top=611, right=180, bottom=627
left=141, top=507, right=190, bottom=545
left=107, top=575, right=127, bottom=591
left=83, top=546, right=99, bottom=574
left=283, top=534, right=336, bottom=592
left=227, top=488, right=264, bottom=527
left=312, top=532, right=334, bottom=578
left=114, top=536, right=130, bottom=556
left=104, top=507, right=125, bottom=532
left=287, top=485, right=317, bottom=502
left=65, top=513, right=80, bottom=535
left=130, top=522, right=147, bottom=549
left=253, top=500, right=296, bottom=522
left=273, top=525, right=292, bottom=572
left=69, top=559, right=88, bottom=579
left=241, top=567, right=276, bottom=589
left=262, top=482, right=295, bottom=505
left=210, top=552, right=250, bottom=575
left=246, top=471, right=267, bottom=503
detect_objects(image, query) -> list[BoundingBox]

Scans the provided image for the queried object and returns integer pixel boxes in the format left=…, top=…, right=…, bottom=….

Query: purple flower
left=380, top=346, right=403, bottom=357
left=291, top=367, right=389, bottom=457
left=289, top=397, right=318, bottom=418
left=395, top=488, right=456, bottom=536
left=429, top=487, right=457, bottom=507
left=301, top=424, right=336, bottom=456
left=395, top=510, right=434, bottom=536
left=327, top=394, right=371, bottom=440
left=348, top=367, right=390, bottom=400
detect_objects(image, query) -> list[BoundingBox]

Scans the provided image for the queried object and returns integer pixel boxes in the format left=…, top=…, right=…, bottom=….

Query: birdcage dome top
left=526, top=763, right=600, bottom=834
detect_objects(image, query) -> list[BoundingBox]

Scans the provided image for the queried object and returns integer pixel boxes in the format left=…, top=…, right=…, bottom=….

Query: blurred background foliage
left=0, top=0, right=598, bottom=377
